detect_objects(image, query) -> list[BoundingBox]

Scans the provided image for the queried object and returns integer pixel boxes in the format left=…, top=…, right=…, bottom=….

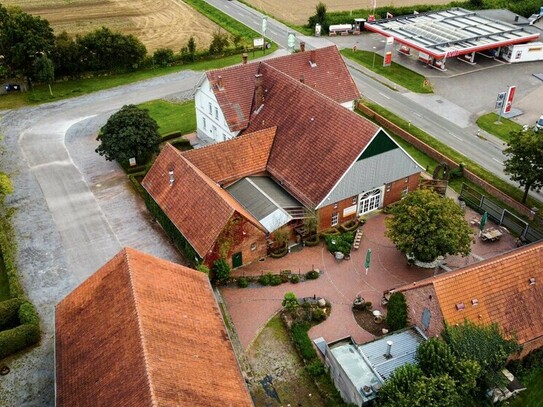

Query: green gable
left=358, top=130, right=398, bottom=161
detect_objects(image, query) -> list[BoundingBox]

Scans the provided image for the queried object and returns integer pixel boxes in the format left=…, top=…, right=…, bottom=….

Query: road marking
left=413, top=112, right=423, bottom=118
left=492, top=157, right=502, bottom=163
left=448, top=132, right=463, bottom=141
left=378, top=92, right=390, bottom=99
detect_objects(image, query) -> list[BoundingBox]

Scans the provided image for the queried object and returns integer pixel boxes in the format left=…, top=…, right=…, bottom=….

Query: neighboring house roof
left=206, top=45, right=359, bottom=133
left=55, top=247, right=253, bottom=407
left=397, top=242, right=543, bottom=344
left=244, top=63, right=380, bottom=207
left=142, top=144, right=264, bottom=257
left=183, top=127, right=276, bottom=185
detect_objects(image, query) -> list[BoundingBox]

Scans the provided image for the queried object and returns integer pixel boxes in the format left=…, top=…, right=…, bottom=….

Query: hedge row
left=0, top=323, right=41, bottom=360
left=0, top=298, right=22, bottom=330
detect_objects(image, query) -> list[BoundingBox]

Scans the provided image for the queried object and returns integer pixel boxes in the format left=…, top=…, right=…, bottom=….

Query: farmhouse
left=55, top=247, right=253, bottom=407
left=143, top=47, right=422, bottom=268
left=394, top=242, right=543, bottom=358
left=194, top=45, right=360, bottom=143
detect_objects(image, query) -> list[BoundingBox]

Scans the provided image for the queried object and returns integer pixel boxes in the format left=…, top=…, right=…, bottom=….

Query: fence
left=460, top=183, right=543, bottom=243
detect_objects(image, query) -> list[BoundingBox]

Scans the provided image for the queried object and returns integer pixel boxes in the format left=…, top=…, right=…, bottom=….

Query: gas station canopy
left=365, top=8, right=540, bottom=60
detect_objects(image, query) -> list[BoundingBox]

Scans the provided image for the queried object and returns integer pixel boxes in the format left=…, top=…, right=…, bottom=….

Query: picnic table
left=481, top=228, right=503, bottom=242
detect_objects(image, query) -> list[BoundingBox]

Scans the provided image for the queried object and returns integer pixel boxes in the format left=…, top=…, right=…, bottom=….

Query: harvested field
left=244, top=0, right=454, bottom=25
left=3, top=0, right=219, bottom=52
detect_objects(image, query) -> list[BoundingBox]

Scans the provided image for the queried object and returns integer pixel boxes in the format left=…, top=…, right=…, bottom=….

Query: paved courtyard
left=222, top=204, right=517, bottom=350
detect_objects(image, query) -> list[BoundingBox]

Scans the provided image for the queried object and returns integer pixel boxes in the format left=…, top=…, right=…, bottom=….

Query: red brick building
left=395, top=242, right=543, bottom=358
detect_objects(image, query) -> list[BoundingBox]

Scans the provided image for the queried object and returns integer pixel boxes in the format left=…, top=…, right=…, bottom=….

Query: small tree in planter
left=212, top=258, right=231, bottom=285
left=303, top=209, right=318, bottom=239
left=282, top=292, right=299, bottom=312
left=271, top=226, right=290, bottom=252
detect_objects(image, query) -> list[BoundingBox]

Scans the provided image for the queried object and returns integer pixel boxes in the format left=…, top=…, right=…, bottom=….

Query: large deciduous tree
left=385, top=189, right=473, bottom=263
left=307, top=2, right=329, bottom=34
left=0, top=5, right=55, bottom=79
left=96, top=105, right=160, bottom=164
left=503, top=129, right=543, bottom=203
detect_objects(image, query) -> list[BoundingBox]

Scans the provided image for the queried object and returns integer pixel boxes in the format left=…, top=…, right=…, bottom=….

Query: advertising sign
left=383, top=36, right=394, bottom=67
left=253, top=38, right=264, bottom=47
left=384, top=51, right=392, bottom=66
left=495, top=91, right=506, bottom=109
left=504, top=85, right=516, bottom=114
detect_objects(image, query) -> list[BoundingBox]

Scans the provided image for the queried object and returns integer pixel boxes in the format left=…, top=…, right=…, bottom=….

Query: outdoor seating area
left=481, top=228, right=503, bottom=242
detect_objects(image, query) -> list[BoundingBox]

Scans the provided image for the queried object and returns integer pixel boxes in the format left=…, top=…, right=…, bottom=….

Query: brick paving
left=222, top=205, right=518, bottom=351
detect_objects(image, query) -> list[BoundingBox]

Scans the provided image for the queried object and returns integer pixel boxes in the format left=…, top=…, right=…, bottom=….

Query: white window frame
left=331, top=212, right=339, bottom=226
left=208, top=102, right=212, bottom=115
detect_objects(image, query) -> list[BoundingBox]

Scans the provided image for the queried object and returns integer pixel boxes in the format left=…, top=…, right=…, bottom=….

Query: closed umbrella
left=365, top=249, right=372, bottom=275
left=479, top=212, right=488, bottom=236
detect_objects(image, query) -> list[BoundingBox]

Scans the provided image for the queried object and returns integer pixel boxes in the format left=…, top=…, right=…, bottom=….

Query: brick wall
left=318, top=195, right=358, bottom=231
left=357, top=103, right=536, bottom=219
left=231, top=222, right=267, bottom=268
left=401, top=285, right=445, bottom=338
left=382, top=175, right=420, bottom=207
left=516, top=336, right=543, bottom=359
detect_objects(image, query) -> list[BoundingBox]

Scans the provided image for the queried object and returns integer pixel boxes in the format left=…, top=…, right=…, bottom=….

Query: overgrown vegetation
left=325, top=232, right=354, bottom=256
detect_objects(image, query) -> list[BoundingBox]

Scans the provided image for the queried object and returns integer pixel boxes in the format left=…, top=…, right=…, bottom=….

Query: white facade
left=341, top=100, right=355, bottom=111
left=500, top=42, right=543, bottom=63
left=194, top=76, right=239, bottom=143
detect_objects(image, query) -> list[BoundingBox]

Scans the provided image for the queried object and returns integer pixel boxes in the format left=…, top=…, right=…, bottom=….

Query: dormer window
left=529, top=277, right=536, bottom=286
left=471, top=299, right=479, bottom=306
left=456, top=303, right=465, bottom=311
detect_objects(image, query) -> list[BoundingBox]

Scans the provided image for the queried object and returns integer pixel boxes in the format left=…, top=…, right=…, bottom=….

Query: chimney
left=253, top=73, right=264, bottom=111
left=168, top=170, right=175, bottom=186
left=217, top=75, right=224, bottom=90
left=299, top=74, right=305, bottom=84
left=309, top=50, right=317, bottom=67
left=242, top=52, right=248, bottom=64
left=300, top=41, right=306, bottom=52
left=385, top=340, right=393, bottom=359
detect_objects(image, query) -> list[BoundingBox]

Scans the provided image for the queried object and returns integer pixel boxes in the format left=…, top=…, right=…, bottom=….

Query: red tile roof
left=56, top=247, right=253, bottom=407
left=142, top=144, right=264, bottom=257
left=398, top=242, right=543, bottom=344
left=183, top=127, right=276, bottom=185
left=244, top=64, right=379, bottom=207
left=207, top=46, right=359, bottom=133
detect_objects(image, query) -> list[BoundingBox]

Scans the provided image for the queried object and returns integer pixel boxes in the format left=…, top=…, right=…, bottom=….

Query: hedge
left=386, top=292, right=408, bottom=331
left=0, top=298, right=22, bottom=330
left=0, top=323, right=41, bottom=360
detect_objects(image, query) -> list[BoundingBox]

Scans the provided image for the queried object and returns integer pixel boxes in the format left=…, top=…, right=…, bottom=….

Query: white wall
left=341, top=100, right=355, bottom=111
left=194, top=77, right=239, bottom=143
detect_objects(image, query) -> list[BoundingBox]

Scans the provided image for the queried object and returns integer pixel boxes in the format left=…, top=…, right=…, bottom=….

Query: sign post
left=495, top=91, right=506, bottom=123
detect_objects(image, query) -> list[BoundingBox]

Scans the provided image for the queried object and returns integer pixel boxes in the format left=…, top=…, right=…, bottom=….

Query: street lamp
left=372, top=46, right=377, bottom=69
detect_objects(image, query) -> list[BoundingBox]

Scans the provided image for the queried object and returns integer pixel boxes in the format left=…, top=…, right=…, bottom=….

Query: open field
left=244, top=0, right=454, bottom=25
left=3, top=0, right=219, bottom=52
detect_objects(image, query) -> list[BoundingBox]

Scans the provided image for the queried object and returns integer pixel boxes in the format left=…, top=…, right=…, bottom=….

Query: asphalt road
left=206, top=0, right=543, bottom=202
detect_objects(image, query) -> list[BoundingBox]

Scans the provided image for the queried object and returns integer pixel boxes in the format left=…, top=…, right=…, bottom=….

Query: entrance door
left=232, top=252, right=243, bottom=268
left=358, top=188, right=382, bottom=215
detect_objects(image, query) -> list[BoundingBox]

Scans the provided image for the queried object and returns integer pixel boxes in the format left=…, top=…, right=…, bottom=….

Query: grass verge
left=476, top=113, right=523, bottom=144
left=342, top=49, right=433, bottom=94
left=138, top=100, right=196, bottom=136
left=0, top=47, right=276, bottom=110
left=360, top=101, right=541, bottom=211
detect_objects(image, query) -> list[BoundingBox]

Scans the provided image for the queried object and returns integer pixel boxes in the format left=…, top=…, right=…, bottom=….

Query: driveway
left=222, top=207, right=517, bottom=351
left=0, top=71, right=199, bottom=406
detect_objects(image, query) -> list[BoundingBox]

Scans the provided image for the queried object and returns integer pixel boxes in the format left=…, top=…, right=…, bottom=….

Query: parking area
left=222, top=201, right=517, bottom=350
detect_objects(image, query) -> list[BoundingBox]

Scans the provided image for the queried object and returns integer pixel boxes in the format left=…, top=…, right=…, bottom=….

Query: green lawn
left=510, top=368, right=543, bottom=407
left=138, top=100, right=196, bottom=136
left=476, top=113, right=523, bottom=144
left=0, top=48, right=276, bottom=110
left=342, top=49, right=433, bottom=94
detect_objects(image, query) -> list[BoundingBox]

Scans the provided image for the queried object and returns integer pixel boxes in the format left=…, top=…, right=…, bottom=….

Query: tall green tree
left=385, top=189, right=473, bottom=263
left=34, top=55, right=55, bottom=95
left=0, top=5, right=55, bottom=78
left=503, top=129, right=543, bottom=203
left=444, top=320, right=521, bottom=388
left=187, top=36, right=197, bottom=62
left=52, top=31, right=83, bottom=78
left=96, top=105, right=160, bottom=163
left=307, top=2, right=329, bottom=34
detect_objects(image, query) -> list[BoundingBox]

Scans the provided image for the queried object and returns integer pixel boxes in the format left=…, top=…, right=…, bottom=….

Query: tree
left=385, top=292, right=407, bottom=331
left=212, top=258, right=231, bottom=284
left=282, top=292, right=299, bottom=312
left=187, top=36, right=197, bottom=62
left=307, top=2, right=329, bottom=34
left=444, top=320, right=521, bottom=388
left=385, top=189, right=473, bottom=263
left=503, top=130, right=543, bottom=203
left=34, top=55, right=55, bottom=95
left=209, top=30, right=229, bottom=55
left=96, top=105, right=160, bottom=163
left=416, top=337, right=456, bottom=377
left=153, top=48, right=174, bottom=67
left=303, top=208, right=318, bottom=238
left=377, top=364, right=423, bottom=406
left=52, top=31, right=83, bottom=78
left=272, top=226, right=290, bottom=248
left=0, top=5, right=55, bottom=78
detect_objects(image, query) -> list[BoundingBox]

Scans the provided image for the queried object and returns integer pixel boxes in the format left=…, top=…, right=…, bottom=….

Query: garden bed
left=352, top=308, right=390, bottom=337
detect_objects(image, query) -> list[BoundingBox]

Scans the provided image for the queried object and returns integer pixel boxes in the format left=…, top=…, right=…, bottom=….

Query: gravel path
left=0, top=71, right=199, bottom=406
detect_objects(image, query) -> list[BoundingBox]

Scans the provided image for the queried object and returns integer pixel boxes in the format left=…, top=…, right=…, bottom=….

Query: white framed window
left=352, top=196, right=357, bottom=205
left=331, top=212, right=339, bottom=226
left=212, top=125, right=217, bottom=137
left=202, top=117, right=207, bottom=130
left=208, top=102, right=212, bottom=115
left=251, top=243, right=257, bottom=251
left=402, top=186, right=409, bottom=197
left=404, top=176, right=409, bottom=183
left=215, top=106, right=219, bottom=120
left=386, top=183, right=392, bottom=192
left=358, top=188, right=382, bottom=215
left=333, top=203, right=338, bottom=209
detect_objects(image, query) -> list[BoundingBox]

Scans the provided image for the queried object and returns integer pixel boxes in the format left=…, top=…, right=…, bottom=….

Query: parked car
left=534, top=115, right=543, bottom=132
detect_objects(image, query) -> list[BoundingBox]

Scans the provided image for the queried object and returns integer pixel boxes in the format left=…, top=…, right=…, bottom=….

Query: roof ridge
left=123, top=248, right=158, bottom=406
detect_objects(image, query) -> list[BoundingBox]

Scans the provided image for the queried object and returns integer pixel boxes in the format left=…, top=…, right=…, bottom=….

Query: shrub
left=269, top=274, right=283, bottom=286
left=291, top=321, right=317, bottom=361
left=386, top=292, right=408, bottom=331
left=306, top=270, right=320, bottom=280
left=237, top=277, right=249, bottom=288
left=282, top=292, right=299, bottom=311
left=0, top=323, right=40, bottom=360
left=209, top=30, right=229, bottom=55
left=153, top=48, right=174, bottom=67
left=290, top=274, right=300, bottom=284
left=320, top=227, right=340, bottom=237
left=312, top=307, right=327, bottom=322
left=0, top=298, right=23, bottom=330
left=325, top=233, right=353, bottom=255
left=258, top=273, right=273, bottom=286
left=212, top=258, right=231, bottom=284
left=306, top=360, right=325, bottom=377
left=18, top=301, right=39, bottom=326
left=196, top=263, right=210, bottom=276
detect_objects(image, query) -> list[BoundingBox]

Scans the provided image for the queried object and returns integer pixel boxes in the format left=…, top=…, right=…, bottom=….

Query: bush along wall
left=0, top=212, right=41, bottom=361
